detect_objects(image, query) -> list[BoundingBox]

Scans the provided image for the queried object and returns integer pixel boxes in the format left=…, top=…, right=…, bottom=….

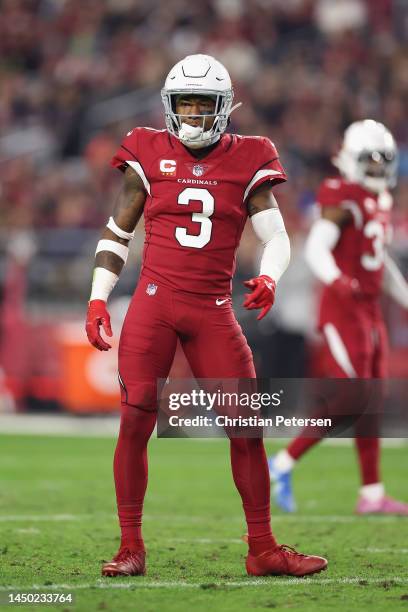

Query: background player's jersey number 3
left=361, top=219, right=386, bottom=271
left=175, top=187, right=214, bottom=249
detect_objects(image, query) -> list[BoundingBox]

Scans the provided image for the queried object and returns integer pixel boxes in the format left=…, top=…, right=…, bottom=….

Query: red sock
left=355, top=437, right=380, bottom=485
left=287, top=410, right=341, bottom=460
left=287, top=436, right=322, bottom=460
left=113, top=405, right=157, bottom=551
left=230, top=438, right=277, bottom=555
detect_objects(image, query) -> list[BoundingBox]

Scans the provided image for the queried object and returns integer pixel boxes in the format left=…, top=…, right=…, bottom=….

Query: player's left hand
left=243, top=275, right=276, bottom=320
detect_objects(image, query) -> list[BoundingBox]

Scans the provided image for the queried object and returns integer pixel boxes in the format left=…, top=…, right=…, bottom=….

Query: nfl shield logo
left=193, top=164, right=204, bottom=177
left=146, top=283, right=158, bottom=296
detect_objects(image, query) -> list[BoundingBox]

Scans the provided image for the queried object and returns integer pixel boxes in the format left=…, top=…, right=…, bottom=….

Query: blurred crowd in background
left=0, top=0, right=407, bottom=411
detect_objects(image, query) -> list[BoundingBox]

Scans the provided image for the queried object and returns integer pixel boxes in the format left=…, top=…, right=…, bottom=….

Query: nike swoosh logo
left=216, top=298, right=229, bottom=306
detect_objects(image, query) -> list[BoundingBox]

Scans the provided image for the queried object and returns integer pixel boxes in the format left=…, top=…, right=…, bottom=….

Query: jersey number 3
left=175, top=187, right=214, bottom=249
left=361, top=220, right=385, bottom=271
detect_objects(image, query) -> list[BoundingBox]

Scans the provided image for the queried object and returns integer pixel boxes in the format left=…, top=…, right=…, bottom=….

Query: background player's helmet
left=161, top=54, right=237, bottom=149
left=332, top=120, right=398, bottom=193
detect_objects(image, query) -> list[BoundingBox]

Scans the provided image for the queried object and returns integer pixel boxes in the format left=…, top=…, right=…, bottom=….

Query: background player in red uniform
left=269, top=120, right=408, bottom=515
left=85, top=54, right=327, bottom=577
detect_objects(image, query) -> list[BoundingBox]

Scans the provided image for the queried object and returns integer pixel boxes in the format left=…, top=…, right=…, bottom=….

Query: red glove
left=243, top=275, right=276, bottom=320
left=331, top=275, right=361, bottom=299
left=85, top=299, right=113, bottom=351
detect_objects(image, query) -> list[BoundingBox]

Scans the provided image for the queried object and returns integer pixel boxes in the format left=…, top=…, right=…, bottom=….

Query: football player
left=269, top=120, right=408, bottom=515
left=85, top=54, right=327, bottom=577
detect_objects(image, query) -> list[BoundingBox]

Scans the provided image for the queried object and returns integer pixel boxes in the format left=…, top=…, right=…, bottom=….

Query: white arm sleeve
left=382, top=252, right=408, bottom=309
left=251, top=207, right=291, bottom=283
left=304, top=218, right=342, bottom=285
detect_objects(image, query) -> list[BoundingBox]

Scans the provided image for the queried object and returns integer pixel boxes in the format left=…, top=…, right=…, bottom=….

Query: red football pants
left=287, top=303, right=387, bottom=485
left=114, top=275, right=274, bottom=551
left=118, top=276, right=255, bottom=406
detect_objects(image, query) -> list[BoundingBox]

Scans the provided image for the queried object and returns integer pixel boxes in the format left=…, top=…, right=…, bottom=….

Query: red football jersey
left=111, top=128, right=286, bottom=295
left=317, top=177, right=393, bottom=299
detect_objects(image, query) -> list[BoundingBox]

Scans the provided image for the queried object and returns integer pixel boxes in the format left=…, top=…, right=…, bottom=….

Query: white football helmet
left=332, top=120, right=398, bottom=193
left=161, top=54, right=240, bottom=149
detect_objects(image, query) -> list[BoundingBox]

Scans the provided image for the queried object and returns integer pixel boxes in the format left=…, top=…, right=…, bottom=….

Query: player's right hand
left=85, top=299, right=113, bottom=351
left=331, top=275, right=361, bottom=299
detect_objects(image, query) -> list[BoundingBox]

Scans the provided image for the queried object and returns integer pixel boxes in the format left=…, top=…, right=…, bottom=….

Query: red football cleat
left=246, top=544, right=328, bottom=577
left=101, top=547, right=146, bottom=577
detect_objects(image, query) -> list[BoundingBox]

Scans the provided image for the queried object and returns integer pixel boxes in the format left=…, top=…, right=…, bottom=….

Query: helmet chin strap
left=178, top=122, right=220, bottom=149
left=362, top=176, right=388, bottom=194
left=174, top=102, right=242, bottom=149
left=179, top=123, right=204, bottom=140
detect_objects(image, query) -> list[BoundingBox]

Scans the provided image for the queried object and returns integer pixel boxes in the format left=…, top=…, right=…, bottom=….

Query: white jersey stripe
left=243, top=168, right=282, bottom=202
left=323, top=323, right=357, bottom=378
left=126, top=160, right=151, bottom=195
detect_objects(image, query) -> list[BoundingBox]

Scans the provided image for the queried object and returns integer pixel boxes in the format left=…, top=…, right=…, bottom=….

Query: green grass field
left=0, top=434, right=407, bottom=611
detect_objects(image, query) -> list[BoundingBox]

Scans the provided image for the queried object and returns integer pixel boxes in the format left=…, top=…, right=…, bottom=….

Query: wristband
left=89, top=267, right=119, bottom=302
